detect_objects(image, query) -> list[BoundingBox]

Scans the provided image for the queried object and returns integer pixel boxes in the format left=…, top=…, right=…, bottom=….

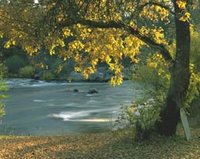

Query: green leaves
left=115, top=98, right=161, bottom=140
left=0, top=64, right=8, bottom=117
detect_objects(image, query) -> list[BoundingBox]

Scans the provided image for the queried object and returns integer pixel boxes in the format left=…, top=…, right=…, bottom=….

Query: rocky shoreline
left=60, top=67, right=131, bottom=82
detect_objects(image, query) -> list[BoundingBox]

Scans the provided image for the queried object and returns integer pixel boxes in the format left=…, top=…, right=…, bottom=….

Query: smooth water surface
left=0, top=79, right=144, bottom=135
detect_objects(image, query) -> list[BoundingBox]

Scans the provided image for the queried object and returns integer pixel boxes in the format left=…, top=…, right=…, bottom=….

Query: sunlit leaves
left=146, top=53, right=170, bottom=80
left=184, top=63, right=200, bottom=108
left=184, top=30, right=200, bottom=108
left=0, top=32, right=3, bottom=38
left=176, top=0, right=191, bottom=22
left=62, top=28, right=72, bottom=37
left=23, top=44, right=40, bottom=55
left=54, top=23, right=144, bottom=85
left=0, top=0, right=192, bottom=85
left=179, top=12, right=191, bottom=22
left=176, top=0, right=187, bottom=9
left=140, top=5, right=170, bottom=22
left=4, top=39, right=16, bottom=48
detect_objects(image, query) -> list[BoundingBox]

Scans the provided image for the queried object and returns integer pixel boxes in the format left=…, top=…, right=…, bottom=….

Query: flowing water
left=0, top=79, right=144, bottom=136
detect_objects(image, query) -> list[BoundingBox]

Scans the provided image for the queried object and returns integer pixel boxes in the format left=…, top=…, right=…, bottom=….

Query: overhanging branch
left=65, top=19, right=174, bottom=63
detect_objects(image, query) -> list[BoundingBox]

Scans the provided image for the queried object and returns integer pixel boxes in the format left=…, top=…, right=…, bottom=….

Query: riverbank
left=0, top=128, right=200, bottom=159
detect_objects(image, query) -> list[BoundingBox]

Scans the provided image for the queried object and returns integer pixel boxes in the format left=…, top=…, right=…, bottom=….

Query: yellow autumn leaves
left=176, top=0, right=191, bottom=22
left=147, top=53, right=170, bottom=80
left=64, top=25, right=144, bottom=85
left=62, top=28, right=72, bottom=37
left=179, top=12, right=191, bottom=22
left=177, top=0, right=187, bottom=9
left=140, top=5, right=169, bottom=22
left=1, top=0, right=193, bottom=86
left=4, top=39, right=16, bottom=48
left=44, top=22, right=149, bottom=86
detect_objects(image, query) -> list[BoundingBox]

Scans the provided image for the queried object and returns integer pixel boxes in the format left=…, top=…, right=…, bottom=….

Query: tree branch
left=64, top=19, right=174, bottom=63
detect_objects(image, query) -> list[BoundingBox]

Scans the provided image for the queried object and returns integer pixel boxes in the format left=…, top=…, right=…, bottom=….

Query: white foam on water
left=86, top=94, right=93, bottom=97
left=6, top=78, right=67, bottom=88
left=47, top=103, right=56, bottom=107
left=71, top=118, right=112, bottom=122
left=50, top=107, right=116, bottom=122
left=50, top=111, right=91, bottom=121
left=64, top=103, right=77, bottom=107
left=87, top=100, right=98, bottom=104
left=33, top=99, right=46, bottom=103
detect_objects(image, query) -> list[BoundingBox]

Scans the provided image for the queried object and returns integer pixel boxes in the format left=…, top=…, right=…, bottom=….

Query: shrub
left=5, top=55, right=27, bottom=74
left=115, top=98, right=161, bottom=140
left=19, top=66, right=35, bottom=78
left=114, top=53, right=169, bottom=140
left=191, top=29, right=200, bottom=71
left=0, top=64, right=8, bottom=118
left=0, top=90, right=6, bottom=117
left=41, top=71, right=55, bottom=81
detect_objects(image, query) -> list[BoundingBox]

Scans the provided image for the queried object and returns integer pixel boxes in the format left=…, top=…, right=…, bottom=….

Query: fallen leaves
left=0, top=129, right=199, bottom=159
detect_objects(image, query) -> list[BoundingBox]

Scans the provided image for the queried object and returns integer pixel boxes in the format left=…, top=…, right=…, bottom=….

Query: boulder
left=33, top=74, right=40, bottom=80
left=88, top=89, right=98, bottom=94
left=73, top=89, right=79, bottom=93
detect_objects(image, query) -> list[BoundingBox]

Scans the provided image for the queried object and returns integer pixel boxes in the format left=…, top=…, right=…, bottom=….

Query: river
left=0, top=79, right=144, bottom=136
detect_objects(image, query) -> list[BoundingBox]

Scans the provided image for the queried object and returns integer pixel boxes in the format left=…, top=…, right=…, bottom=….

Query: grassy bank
left=0, top=128, right=200, bottom=159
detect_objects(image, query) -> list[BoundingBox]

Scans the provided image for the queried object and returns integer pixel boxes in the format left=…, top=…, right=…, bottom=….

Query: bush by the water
left=19, top=66, right=35, bottom=78
left=114, top=53, right=169, bottom=140
left=5, top=55, right=27, bottom=74
left=41, top=71, right=55, bottom=81
left=115, top=98, right=161, bottom=140
left=115, top=47, right=200, bottom=140
left=0, top=64, right=8, bottom=117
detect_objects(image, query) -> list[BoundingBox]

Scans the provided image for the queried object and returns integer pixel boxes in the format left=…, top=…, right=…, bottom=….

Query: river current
left=0, top=79, right=144, bottom=135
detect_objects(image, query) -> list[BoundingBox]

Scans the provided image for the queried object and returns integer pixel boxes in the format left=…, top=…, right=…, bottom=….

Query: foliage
left=0, top=64, right=7, bottom=117
left=0, top=0, right=179, bottom=85
left=132, top=53, right=170, bottom=107
left=41, top=71, right=55, bottom=81
left=187, top=29, right=200, bottom=121
left=50, top=59, right=75, bottom=79
left=183, top=30, right=200, bottom=110
left=0, top=64, right=8, bottom=78
left=184, top=64, right=200, bottom=109
left=116, top=46, right=199, bottom=139
left=114, top=53, right=168, bottom=140
left=116, top=98, right=161, bottom=140
left=190, top=28, right=200, bottom=71
left=5, top=55, right=27, bottom=74
left=132, top=41, right=200, bottom=109
left=19, top=66, right=35, bottom=78
left=132, top=53, right=170, bottom=91
left=0, top=1, right=195, bottom=85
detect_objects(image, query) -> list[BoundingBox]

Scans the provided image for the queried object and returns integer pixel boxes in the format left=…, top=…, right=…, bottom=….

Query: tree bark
left=157, top=0, right=191, bottom=136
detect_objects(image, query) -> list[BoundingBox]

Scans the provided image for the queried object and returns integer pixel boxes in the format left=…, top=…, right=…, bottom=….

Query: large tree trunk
left=157, top=0, right=191, bottom=136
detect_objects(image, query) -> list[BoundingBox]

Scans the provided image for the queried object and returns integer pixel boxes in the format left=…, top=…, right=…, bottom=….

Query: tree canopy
left=0, top=0, right=194, bottom=85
